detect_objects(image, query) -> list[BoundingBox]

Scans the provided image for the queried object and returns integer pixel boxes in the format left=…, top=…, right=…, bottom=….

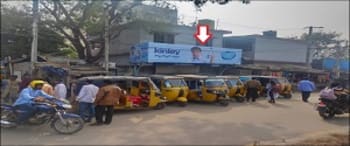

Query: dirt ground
left=296, top=133, right=349, bottom=146
left=1, top=93, right=349, bottom=145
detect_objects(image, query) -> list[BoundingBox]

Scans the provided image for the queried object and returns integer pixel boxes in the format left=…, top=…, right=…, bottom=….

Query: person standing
left=266, top=80, right=279, bottom=104
left=245, top=78, right=261, bottom=102
left=19, top=73, right=31, bottom=92
left=54, top=79, right=67, bottom=100
left=1, top=75, right=20, bottom=104
left=297, top=77, right=316, bottom=102
left=91, top=80, right=122, bottom=126
left=76, top=79, right=99, bottom=123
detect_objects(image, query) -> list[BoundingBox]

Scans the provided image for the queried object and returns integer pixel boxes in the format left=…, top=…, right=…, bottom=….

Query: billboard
left=322, top=58, right=349, bottom=72
left=130, top=42, right=241, bottom=65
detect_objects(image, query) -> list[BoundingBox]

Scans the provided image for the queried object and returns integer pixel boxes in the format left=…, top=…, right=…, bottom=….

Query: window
left=154, top=32, right=175, bottom=43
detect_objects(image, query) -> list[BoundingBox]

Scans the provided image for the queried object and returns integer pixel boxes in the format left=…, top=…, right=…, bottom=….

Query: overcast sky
left=170, top=1, right=349, bottom=40
left=3, top=1, right=349, bottom=40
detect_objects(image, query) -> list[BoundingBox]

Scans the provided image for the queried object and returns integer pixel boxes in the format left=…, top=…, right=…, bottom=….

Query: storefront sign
left=130, top=42, right=241, bottom=65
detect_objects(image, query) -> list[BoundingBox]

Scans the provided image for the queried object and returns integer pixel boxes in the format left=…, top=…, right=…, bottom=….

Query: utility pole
left=30, top=0, right=39, bottom=73
left=104, top=2, right=110, bottom=73
left=304, top=26, right=324, bottom=67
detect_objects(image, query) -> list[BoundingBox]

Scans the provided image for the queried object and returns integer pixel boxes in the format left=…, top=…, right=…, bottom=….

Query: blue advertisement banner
left=130, top=42, right=242, bottom=65
left=339, top=59, right=349, bottom=72
left=322, top=58, right=336, bottom=71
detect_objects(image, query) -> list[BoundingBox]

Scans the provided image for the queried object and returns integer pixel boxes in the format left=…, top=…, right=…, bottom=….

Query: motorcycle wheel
left=1, top=109, right=17, bottom=128
left=318, top=108, right=335, bottom=120
left=51, top=116, right=84, bottom=134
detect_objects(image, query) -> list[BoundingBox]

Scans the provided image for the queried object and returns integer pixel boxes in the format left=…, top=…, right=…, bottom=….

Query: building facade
left=108, top=3, right=237, bottom=75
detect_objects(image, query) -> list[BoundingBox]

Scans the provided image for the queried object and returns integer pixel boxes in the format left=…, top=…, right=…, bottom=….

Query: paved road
left=1, top=93, right=349, bottom=145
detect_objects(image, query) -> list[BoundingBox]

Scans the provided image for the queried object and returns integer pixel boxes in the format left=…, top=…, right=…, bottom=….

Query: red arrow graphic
left=194, top=24, right=213, bottom=45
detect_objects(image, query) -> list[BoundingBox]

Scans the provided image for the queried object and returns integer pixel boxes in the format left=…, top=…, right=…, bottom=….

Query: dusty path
left=1, top=93, right=349, bottom=145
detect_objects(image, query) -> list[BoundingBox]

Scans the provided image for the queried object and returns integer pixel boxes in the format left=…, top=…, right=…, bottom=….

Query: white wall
left=254, top=37, right=308, bottom=63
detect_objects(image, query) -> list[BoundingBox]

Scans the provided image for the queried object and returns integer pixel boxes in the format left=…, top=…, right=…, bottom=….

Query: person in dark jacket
left=90, top=80, right=123, bottom=126
left=245, top=79, right=261, bottom=102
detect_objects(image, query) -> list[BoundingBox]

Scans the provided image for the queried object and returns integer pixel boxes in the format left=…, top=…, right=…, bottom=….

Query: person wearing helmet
left=13, top=80, right=54, bottom=124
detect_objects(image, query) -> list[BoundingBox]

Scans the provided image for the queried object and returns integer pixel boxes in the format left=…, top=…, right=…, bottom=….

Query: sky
left=169, top=1, right=349, bottom=40
left=3, top=0, right=349, bottom=40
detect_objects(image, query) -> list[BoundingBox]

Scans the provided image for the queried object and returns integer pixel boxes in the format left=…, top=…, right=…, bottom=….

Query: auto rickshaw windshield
left=205, top=79, right=225, bottom=87
left=164, top=79, right=187, bottom=88
left=147, top=79, right=160, bottom=92
left=226, top=79, right=239, bottom=87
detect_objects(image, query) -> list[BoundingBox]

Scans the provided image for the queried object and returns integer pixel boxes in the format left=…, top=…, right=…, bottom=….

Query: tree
left=40, top=0, right=139, bottom=63
left=300, top=31, right=349, bottom=59
left=0, top=4, right=67, bottom=58
left=185, top=0, right=249, bottom=7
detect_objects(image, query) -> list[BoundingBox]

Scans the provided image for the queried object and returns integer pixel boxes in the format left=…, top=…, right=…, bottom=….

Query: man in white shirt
left=54, top=79, right=67, bottom=100
left=76, top=79, right=99, bottom=123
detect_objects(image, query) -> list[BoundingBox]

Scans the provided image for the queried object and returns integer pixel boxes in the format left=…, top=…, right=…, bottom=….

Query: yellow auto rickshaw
left=76, top=76, right=167, bottom=110
left=177, top=75, right=230, bottom=106
left=150, top=75, right=189, bottom=107
left=217, top=76, right=245, bottom=102
left=273, top=77, right=293, bottom=99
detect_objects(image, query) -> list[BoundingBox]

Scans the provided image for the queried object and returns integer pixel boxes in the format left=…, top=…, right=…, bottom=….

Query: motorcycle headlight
left=62, top=104, right=72, bottom=109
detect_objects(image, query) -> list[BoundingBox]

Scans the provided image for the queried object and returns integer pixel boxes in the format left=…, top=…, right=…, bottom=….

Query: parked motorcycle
left=1, top=98, right=84, bottom=134
left=316, top=93, right=349, bottom=119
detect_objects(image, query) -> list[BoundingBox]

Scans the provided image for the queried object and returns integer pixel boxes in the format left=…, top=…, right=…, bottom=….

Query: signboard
left=130, top=42, right=241, bottom=65
left=322, top=58, right=336, bottom=71
left=339, top=59, right=349, bottom=72
left=322, top=58, right=349, bottom=72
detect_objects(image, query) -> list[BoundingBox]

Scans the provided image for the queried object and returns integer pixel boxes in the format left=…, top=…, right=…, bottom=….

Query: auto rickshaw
left=217, top=76, right=245, bottom=102
left=150, top=75, right=189, bottom=107
left=177, top=75, right=230, bottom=106
left=76, top=76, right=167, bottom=110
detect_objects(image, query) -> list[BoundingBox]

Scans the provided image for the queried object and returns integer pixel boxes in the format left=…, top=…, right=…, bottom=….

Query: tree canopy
left=300, top=31, right=349, bottom=59
left=1, top=4, right=68, bottom=58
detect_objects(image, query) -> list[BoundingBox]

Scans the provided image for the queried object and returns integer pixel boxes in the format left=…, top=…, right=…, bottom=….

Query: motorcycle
left=316, top=93, right=349, bottom=119
left=1, top=98, right=84, bottom=134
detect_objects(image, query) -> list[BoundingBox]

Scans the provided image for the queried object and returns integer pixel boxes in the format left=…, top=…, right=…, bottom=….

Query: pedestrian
left=19, top=72, right=31, bottom=92
left=76, top=79, right=99, bottom=123
left=266, top=80, right=279, bottom=103
left=297, top=77, right=316, bottom=102
left=245, top=78, right=261, bottom=102
left=1, top=75, right=19, bottom=104
left=54, top=79, right=67, bottom=100
left=91, top=80, right=122, bottom=126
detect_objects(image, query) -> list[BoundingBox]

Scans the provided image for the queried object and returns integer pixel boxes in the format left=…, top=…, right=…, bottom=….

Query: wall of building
left=109, top=27, right=141, bottom=55
left=254, top=37, right=308, bottom=64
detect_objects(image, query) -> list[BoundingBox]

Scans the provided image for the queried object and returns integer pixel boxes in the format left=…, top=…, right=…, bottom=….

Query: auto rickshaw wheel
left=235, top=96, right=245, bottom=103
left=284, top=94, right=292, bottom=99
left=154, top=102, right=166, bottom=110
left=178, top=102, right=187, bottom=107
left=218, top=100, right=229, bottom=107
